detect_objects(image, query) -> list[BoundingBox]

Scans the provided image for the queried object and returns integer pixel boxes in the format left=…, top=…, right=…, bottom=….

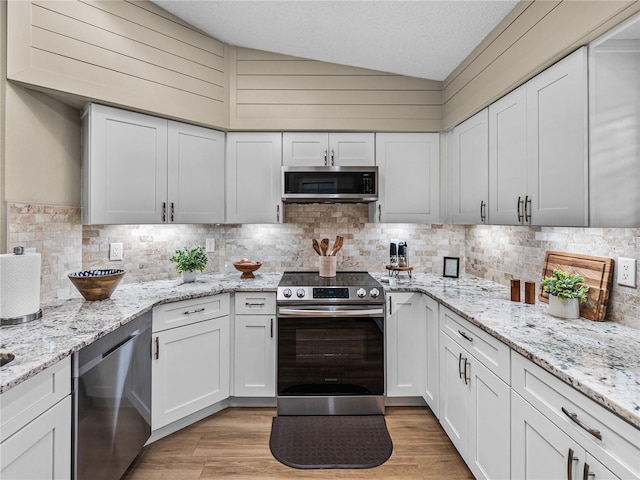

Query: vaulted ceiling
left=152, top=1, right=518, bottom=81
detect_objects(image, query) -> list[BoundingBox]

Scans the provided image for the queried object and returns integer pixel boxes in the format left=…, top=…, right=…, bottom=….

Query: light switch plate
left=109, top=243, right=123, bottom=261
left=617, top=257, right=637, bottom=288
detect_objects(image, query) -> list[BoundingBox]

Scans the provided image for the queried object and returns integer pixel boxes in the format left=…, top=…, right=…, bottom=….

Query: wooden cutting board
left=539, top=251, right=614, bottom=321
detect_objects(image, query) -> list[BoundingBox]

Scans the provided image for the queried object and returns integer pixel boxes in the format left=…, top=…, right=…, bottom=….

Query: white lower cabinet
left=233, top=292, right=276, bottom=397
left=152, top=295, right=230, bottom=430
left=0, top=358, right=71, bottom=480
left=511, top=352, right=639, bottom=480
left=386, top=292, right=426, bottom=397
left=422, top=295, right=439, bottom=416
left=438, top=306, right=510, bottom=480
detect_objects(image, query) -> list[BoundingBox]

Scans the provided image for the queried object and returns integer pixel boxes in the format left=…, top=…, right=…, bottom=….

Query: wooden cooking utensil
left=320, top=238, right=329, bottom=256
left=312, top=239, right=322, bottom=256
left=331, top=236, right=344, bottom=256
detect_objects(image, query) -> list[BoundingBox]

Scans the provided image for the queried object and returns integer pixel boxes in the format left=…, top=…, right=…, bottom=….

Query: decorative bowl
left=232, top=260, right=262, bottom=279
left=68, top=269, right=126, bottom=301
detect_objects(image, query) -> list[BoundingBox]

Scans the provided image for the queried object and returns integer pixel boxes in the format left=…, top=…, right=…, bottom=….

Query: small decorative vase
left=548, top=295, right=580, bottom=319
left=181, top=271, right=197, bottom=283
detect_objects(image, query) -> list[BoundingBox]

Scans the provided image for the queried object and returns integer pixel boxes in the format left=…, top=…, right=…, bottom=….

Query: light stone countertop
left=1, top=271, right=638, bottom=430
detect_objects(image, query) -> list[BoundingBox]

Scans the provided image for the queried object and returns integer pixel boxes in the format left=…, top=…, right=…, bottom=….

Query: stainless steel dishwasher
left=72, top=311, right=152, bottom=480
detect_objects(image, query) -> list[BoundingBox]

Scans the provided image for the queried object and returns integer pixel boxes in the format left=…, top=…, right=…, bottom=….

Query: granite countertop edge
left=1, top=271, right=638, bottom=431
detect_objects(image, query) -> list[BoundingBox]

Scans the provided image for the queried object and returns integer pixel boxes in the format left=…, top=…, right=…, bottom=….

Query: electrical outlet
left=109, top=243, right=123, bottom=261
left=206, top=238, right=215, bottom=253
left=617, top=257, right=637, bottom=288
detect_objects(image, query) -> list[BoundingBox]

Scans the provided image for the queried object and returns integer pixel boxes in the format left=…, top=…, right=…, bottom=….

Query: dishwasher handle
left=102, top=331, right=140, bottom=359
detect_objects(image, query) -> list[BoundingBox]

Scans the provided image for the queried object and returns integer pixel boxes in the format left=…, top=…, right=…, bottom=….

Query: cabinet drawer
left=235, top=292, right=276, bottom=315
left=153, top=294, right=230, bottom=333
left=439, top=306, right=510, bottom=383
left=512, top=352, right=640, bottom=479
left=0, top=356, right=71, bottom=442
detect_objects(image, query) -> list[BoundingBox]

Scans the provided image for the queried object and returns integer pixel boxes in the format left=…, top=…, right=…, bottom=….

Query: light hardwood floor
left=123, top=407, right=474, bottom=480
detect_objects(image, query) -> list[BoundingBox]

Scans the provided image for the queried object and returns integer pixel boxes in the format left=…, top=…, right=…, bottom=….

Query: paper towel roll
left=0, top=253, right=41, bottom=319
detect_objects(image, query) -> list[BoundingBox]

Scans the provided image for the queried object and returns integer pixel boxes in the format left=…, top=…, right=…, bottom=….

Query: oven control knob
left=296, top=288, right=306, bottom=298
left=370, top=288, right=380, bottom=298
left=356, top=288, right=367, bottom=298
left=282, top=288, right=292, bottom=298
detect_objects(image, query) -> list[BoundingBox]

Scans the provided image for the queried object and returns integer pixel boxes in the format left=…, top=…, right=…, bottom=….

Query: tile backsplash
left=6, top=202, right=639, bottom=330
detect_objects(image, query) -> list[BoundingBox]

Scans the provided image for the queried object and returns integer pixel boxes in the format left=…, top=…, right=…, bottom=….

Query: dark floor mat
left=269, top=415, right=393, bottom=469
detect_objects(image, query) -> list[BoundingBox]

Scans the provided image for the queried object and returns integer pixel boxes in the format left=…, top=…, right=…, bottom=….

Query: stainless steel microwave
left=282, top=166, right=378, bottom=203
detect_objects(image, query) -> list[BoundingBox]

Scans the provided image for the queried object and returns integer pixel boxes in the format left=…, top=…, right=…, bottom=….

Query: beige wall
left=4, top=84, right=81, bottom=207
left=442, top=0, right=640, bottom=130
left=229, top=47, right=442, bottom=132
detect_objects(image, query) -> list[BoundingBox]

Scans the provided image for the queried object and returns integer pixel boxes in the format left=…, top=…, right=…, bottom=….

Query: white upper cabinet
left=526, top=47, right=588, bottom=227
left=448, top=109, right=489, bottom=224
left=283, top=132, right=374, bottom=166
left=589, top=13, right=640, bottom=227
left=226, top=133, right=282, bottom=223
left=168, top=121, right=225, bottom=224
left=489, top=85, right=528, bottom=225
left=82, top=104, right=224, bottom=224
left=376, top=133, right=440, bottom=223
left=488, top=48, right=588, bottom=226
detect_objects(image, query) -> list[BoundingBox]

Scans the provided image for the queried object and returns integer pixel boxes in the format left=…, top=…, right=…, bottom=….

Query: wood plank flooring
left=122, top=407, right=474, bottom=480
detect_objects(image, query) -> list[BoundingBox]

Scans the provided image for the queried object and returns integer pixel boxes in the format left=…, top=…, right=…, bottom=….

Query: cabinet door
left=386, top=292, right=426, bottom=397
left=526, top=47, right=588, bottom=226
left=152, top=317, right=230, bottom=430
left=376, top=133, right=440, bottom=223
left=423, top=295, right=439, bottom=416
left=488, top=85, right=527, bottom=225
left=282, top=133, right=328, bottom=166
left=438, top=333, right=469, bottom=457
left=512, top=391, right=583, bottom=480
left=167, top=122, right=225, bottom=224
left=0, top=396, right=71, bottom=480
left=467, top=358, right=510, bottom=480
left=226, top=133, right=283, bottom=223
left=329, top=133, right=375, bottom=166
left=85, top=104, right=167, bottom=224
left=449, top=109, right=489, bottom=224
left=589, top=36, right=640, bottom=227
left=234, top=315, right=276, bottom=397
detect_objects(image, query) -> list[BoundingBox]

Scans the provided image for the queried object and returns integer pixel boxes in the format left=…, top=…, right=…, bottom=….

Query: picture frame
left=443, top=256, right=460, bottom=278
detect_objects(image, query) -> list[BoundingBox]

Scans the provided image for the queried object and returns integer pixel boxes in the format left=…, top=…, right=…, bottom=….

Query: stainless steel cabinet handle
left=463, top=359, right=470, bottom=385
left=389, top=295, right=392, bottom=316
left=171, top=202, right=175, bottom=222
left=378, top=204, right=382, bottom=222
left=458, top=353, right=464, bottom=379
left=583, top=462, right=595, bottom=480
left=517, top=196, right=523, bottom=222
left=276, top=205, right=280, bottom=222
left=270, top=318, right=274, bottom=338
left=183, top=307, right=206, bottom=315
left=480, top=200, right=486, bottom=223
left=330, top=149, right=335, bottom=166
left=524, top=195, right=531, bottom=223
left=162, top=202, right=166, bottom=222
left=245, top=302, right=266, bottom=307
left=562, top=407, right=603, bottom=440
left=323, top=149, right=328, bottom=166
left=458, top=330, right=473, bottom=343
left=567, top=448, right=578, bottom=480
left=155, top=337, right=159, bottom=360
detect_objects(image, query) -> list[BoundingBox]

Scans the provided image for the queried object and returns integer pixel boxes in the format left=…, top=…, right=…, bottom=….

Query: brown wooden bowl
left=68, top=269, right=126, bottom=301
left=232, top=260, right=262, bottom=279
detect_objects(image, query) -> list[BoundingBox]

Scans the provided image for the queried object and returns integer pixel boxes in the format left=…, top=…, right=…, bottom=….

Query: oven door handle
left=277, top=306, right=385, bottom=317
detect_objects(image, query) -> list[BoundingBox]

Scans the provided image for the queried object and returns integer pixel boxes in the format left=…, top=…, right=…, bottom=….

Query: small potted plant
left=170, top=246, right=208, bottom=283
left=541, top=269, right=589, bottom=319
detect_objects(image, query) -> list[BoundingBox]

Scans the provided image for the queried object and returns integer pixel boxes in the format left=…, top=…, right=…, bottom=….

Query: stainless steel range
left=276, top=271, right=385, bottom=416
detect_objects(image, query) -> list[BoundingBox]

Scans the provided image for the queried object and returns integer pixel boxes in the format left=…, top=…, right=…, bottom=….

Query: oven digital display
left=313, top=287, right=349, bottom=299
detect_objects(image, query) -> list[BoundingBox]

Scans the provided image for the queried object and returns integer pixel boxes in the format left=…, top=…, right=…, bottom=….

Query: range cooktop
left=277, top=271, right=384, bottom=304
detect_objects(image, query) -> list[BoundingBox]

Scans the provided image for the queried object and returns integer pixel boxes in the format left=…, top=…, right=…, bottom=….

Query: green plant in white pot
left=541, top=269, right=589, bottom=319
left=170, top=246, right=208, bottom=283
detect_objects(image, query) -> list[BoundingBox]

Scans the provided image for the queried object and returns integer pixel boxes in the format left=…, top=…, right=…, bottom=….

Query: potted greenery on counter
left=541, top=269, right=589, bottom=319
left=170, top=246, right=208, bottom=283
